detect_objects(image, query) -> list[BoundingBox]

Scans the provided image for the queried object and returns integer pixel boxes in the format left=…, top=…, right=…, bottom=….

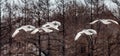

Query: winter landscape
left=1, top=0, right=120, bottom=56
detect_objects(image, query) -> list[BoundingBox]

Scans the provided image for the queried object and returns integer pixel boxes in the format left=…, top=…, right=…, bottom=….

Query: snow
left=104, top=0, right=118, bottom=12
left=90, top=19, right=119, bottom=25
left=117, top=0, right=120, bottom=4
left=75, top=29, right=97, bottom=41
left=76, top=0, right=87, bottom=6
left=0, top=0, right=38, bottom=19
left=1, top=0, right=120, bottom=20
left=7, top=0, right=25, bottom=7
left=1, top=0, right=25, bottom=19
left=12, top=9, right=25, bottom=17
left=1, top=0, right=120, bottom=22
left=104, top=0, right=119, bottom=18
left=0, top=0, right=62, bottom=20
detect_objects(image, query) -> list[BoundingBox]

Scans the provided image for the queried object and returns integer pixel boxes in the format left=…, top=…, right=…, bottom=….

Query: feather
left=75, top=29, right=97, bottom=41
left=90, top=19, right=119, bottom=25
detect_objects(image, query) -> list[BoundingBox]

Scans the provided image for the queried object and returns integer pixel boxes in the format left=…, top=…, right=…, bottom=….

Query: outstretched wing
left=31, top=28, right=43, bottom=34
left=12, top=29, right=20, bottom=37
left=31, top=28, right=40, bottom=34
left=90, top=20, right=99, bottom=24
left=74, top=32, right=82, bottom=41
left=109, top=19, right=119, bottom=25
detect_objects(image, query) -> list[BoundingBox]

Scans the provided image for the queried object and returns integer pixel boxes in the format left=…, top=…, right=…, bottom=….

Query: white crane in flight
left=12, top=21, right=61, bottom=37
left=75, top=29, right=97, bottom=41
left=90, top=19, right=119, bottom=25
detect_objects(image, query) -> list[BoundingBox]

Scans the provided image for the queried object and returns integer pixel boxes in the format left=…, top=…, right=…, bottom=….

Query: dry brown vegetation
left=1, top=0, right=120, bottom=56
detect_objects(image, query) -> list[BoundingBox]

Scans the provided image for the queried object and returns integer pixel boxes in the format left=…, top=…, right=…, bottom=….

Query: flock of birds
left=75, top=19, right=119, bottom=41
left=12, top=21, right=61, bottom=56
left=12, top=19, right=119, bottom=41
left=11, top=19, right=119, bottom=56
left=12, top=21, right=61, bottom=37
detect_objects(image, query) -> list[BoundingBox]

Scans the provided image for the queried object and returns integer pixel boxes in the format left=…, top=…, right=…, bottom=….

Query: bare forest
left=0, top=0, right=120, bottom=56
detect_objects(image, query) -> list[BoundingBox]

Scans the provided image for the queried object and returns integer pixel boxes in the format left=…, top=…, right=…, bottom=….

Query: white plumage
left=90, top=19, right=119, bottom=25
left=30, top=28, right=43, bottom=34
left=89, top=20, right=99, bottom=24
left=42, top=21, right=61, bottom=31
left=12, top=25, right=36, bottom=37
left=75, top=29, right=97, bottom=41
left=12, top=30, right=20, bottom=38
left=41, top=27, right=53, bottom=33
left=31, top=21, right=61, bottom=34
left=12, top=21, right=61, bottom=36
